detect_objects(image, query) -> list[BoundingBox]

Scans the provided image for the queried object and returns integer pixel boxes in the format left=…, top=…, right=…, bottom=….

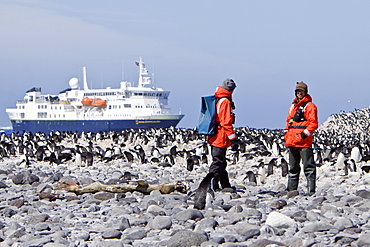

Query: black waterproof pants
left=287, top=147, right=316, bottom=195
left=209, top=145, right=231, bottom=190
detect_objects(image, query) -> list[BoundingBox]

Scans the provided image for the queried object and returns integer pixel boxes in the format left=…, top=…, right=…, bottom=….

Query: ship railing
left=63, top=108, right=75, bottom=112
left=34, top=99, right=50, bottom=103
left=17, top=100, right=27, bottom=104
left=33, top=98, right=62, bottom=104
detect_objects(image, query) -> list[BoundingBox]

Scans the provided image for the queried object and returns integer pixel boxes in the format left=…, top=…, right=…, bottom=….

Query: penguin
left=162, top=154, right=175, bottom=166
left=361, top=165, right=370, bottom=174
left=271, top=142, right=280, bottom=156
left=335, top=153, right=345, bottom=170
left=314, top=148, right=323, bottom=165
left=112, top=145, right=122, bottom=156
left=35, top=146, right=46, bottom=162
left=346, top=158, right=357, bottom=172
left=258, top=162, right=266, bottom=184
left=150, top=146, right=161, bottom=159
left=75, top=151, right=82, bottom=166
left=350, top=146, right=362, bottom=163
left=131, top=145, right=147, bottom=163
left=281, top=158, right=288, bottom=177
left=18, top=154, right=31, bottom=167
left=343, top=159, right=349, bottom=176
left=123, top=151, right=134, bottom=163
left=231, top=150, right=239, bottom=165
left=150, top=157, right=161, bottom=163
left=243, top=171, right=257, bottom=184
left=186, top=157, right=195, bottom=172
left=123, top=171, right=132, bottom=180
left=187, top=155, right=200, bottom=171
left=267, top=158, right=276, bottom=177
left=201, top=153, right=208, bottom=164
left=85, top=152, right=94, bottom=166
left=48, top=152, right=60, bottom=165
left=57, top=152, right=73, bottom=163
left=170, top=145, right=177, bottom=157
left=202, top=142, right=209, bottom=155
left=194, top=172, right=214, bottom=210
left=238, top=141, right=246, bottom=153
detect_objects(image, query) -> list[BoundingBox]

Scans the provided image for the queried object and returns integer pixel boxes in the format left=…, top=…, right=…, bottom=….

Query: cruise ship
left=6, top=58, right=184, bottom=133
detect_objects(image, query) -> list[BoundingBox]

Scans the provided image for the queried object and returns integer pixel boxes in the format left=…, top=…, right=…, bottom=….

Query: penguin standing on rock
left=244, top=170, right=257, bottom=184
left=194, top=173, right=215, bottom=210
left=267, top=158, right=276, bottom=177
left=280, top=158, right=288, bottom=177
left=258, top=162, right=266, bottom=184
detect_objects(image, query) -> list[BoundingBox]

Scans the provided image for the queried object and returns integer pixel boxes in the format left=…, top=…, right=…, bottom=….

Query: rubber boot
left=219, top=171, right=231, bottom=189
left=306, top=179, right=316, bottom=196
left=287, top=177, right=299, bottom=191
left=301, top=148, right=316, bottom=196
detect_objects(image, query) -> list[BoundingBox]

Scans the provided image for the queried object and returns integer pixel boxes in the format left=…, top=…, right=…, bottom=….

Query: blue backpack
left=197, top=96, right=229, bottom=135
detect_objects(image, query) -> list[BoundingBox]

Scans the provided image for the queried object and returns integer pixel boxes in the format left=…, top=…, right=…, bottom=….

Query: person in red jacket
left=208, top=79, right=238, bottom=191
left=284, top=81, right=318, bottom=196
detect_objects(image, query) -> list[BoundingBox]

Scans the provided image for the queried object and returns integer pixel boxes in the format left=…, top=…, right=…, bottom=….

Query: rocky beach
left=1, top=108, right=370, bottom=247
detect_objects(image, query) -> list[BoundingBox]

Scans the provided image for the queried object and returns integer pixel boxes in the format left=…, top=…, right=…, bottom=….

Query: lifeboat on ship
left=81, top=97, right=93, bottom=106
left=91, top=98, right=107, bottom=107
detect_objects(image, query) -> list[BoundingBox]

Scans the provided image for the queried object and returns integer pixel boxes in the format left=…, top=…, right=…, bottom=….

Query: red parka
left=284, top=94, right=318, bottom=147
left=208, top=86, right=237, bottom=148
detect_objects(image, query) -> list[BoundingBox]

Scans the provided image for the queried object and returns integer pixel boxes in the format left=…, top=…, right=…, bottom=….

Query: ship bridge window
left=124, top=104, right=131, bottom=108
left=38, top=112, right=47, bottom=118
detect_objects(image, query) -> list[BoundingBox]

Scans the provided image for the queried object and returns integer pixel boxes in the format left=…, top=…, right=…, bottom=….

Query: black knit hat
left=222, top=79, right=236, bottom=92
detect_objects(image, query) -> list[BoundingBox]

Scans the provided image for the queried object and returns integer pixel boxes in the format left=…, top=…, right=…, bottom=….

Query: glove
left=301, top=132, right=307, bottom=139
left=231, top=139, right=239, bottom=151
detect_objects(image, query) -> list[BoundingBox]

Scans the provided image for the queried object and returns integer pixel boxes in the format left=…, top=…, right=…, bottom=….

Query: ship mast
left=137, top=57, right=152, bottom=88
left=83, top=67, right=89, bottom=91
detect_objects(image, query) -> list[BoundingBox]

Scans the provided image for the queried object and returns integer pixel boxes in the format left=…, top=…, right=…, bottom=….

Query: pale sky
left=1, top=0, right=370, bottom=130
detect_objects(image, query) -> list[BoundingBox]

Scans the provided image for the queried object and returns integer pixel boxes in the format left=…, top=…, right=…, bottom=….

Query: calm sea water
left=0, top=128, right=13, bottom=135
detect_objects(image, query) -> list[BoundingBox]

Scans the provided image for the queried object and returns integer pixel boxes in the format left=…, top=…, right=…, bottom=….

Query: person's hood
left=215, top=86, right=232, bottom=99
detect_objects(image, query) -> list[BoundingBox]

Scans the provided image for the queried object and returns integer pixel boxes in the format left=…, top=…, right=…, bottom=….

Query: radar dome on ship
left=69, top=77, right=79, bottom=89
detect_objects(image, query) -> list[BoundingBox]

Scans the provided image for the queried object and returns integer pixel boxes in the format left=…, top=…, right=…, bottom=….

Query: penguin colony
left=2, top=107, right=370, bottom=188
left=1, top=107, right=370, bottom=245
